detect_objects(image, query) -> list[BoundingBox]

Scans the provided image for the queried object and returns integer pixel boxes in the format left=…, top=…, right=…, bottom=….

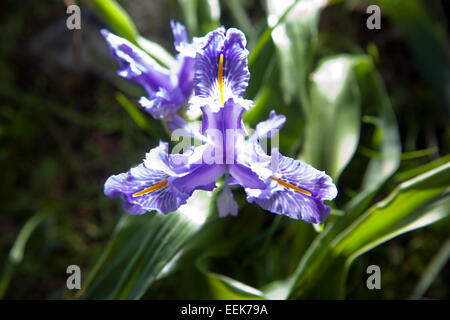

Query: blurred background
left=0, top=0, right=449, bottom=299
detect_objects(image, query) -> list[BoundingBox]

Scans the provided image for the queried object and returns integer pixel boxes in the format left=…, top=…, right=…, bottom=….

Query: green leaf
left=178, top=0, right=220, bottom=37
left=81, top=191, right=214, bottom=299
left=286, top=161, right=449, bottom=299
left=0, top=213, right=48, bottom=299
left=87, top=0, right=139, bottom=44
left=225, top=0, right=257, bottom=47
left=333, top=163, right=450, bottom=260
left=358, top=71, right=401, bottom=192
left=245, top=61, right=305, bottom=154
left=410, top=238, right=450, bottom=299
left=115, top=93, right=160, bottom=137
left=262, top=161, right=449, bottom=299
left=267, top=0, right=325, bottom=109
left=394, top=154, right=450, bottom=183
left=136, top=36, right=175, bottom=69
left=301, top=55, right=363, bottom=180
left=345, top=59, right=401, bottom=212
left=197, top=255, right=266, bottom=300
left=85, top=0, right=174, bottom=68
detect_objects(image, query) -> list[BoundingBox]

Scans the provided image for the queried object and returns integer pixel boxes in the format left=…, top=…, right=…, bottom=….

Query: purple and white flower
left=104, top=24, right=338, bottom=223
left=101, top=21, right=196, bottom=120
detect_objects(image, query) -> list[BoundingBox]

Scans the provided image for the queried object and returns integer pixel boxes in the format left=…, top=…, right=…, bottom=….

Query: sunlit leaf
left=197, top=255, right=265, bottom=300
left=85, top=0, right=174, bottom=67
left=267, top=0, right=327, bottom=109
left=287, top=162, right=449, bottom=299
left=178, top=0, right=220, bottom=37
left=301, top=55, right=363, bottom=180
left=333, top=163, right=450, bottom=260
left=345, top=59, right=401, bottom=212
left=87, top=0, right=139, bottom=44
left=81, top=191, right=213, bottom=299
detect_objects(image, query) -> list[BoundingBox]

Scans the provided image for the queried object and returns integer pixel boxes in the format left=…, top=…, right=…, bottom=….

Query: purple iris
left=104, top=25, right=337, bottom=224
left=101, top=21, right=196, bottom=120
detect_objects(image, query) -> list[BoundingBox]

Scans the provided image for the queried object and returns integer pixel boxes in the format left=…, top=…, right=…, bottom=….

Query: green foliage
left=0, top=213, right=48, bottom=298
left=302, top=55, right=362, bottom=180
left=82, top=191, right=213, bottom=299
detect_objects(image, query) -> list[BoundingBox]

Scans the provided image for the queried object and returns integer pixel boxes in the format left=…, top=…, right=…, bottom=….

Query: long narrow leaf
left=81, top=191, right=213, bottom=299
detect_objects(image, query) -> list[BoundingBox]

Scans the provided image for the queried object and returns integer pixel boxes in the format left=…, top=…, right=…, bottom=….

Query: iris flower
left=104, top=25, right=337, bottom=224
left=101, top=21, right=197, bottom=120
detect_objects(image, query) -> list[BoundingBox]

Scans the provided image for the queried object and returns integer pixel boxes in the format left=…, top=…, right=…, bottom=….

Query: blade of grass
left=410, top=239, right=450, bottom=299
left=0, top=213, right=48, bottom=299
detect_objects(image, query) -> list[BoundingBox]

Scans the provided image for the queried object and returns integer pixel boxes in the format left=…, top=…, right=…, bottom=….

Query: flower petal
left=200, top=98, right=246, bottom=135
left=172, top=164, right=226, bottom=195
left=165, top=114, right=210, bottom=144
left=193, top=27, right=250, bottom=109
left=249, top=191, right=331, bottom=223
left=139, top=89, right=184, bottom=120
left=245, top=149, right=337, bottom=223
left=249, top=110, right=286, bottom=141
left=176, top=55, right=196, bottom=98
left=102, top=27, right=196, bottom=120
left=200, top=98, right=249, bottom=164
left=101, top=29, right=171, bottom=94
left=217, top=182, right=238, bottom=217
left=228, top=163, right=266, bottom=189
left=104, top=163, right=188, bottom=215
left=170, top=20, right=188, bottom=52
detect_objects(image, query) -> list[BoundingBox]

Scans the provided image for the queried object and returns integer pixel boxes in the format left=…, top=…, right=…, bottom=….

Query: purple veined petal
left=171, top=164, right=226, bottom=195
left=271, top=150, right=338, bottom=201
left=101, top=29, right=172, bottom=95
left=104, top=163, right=189, bottom=215
left=228, top=163, right=266, bottom=189
left=188, top=96, right=217, bottom=113
left=222, top=29, right=250, bottom=97
left=249, top=191, right=331, bottom=224
left=138, top=88, right=184, bottom=120
left=170, top=20, right=188, bottom=52
left=170, top=20, right=204, bottom=59
left=194, top=27, right=225, bottom=101
left=200, top=98, right=247, bottom=135
left=249, top=110, right=287, bottom=141
left=176, top=55, right=196, bottom=98
left=236, top=137, right=272, bottom=169
left=102, top=26, right=196, bottom=121
left=217, top=181, right=238, bottom=218
left=193, top=27, right=250, bottom=108
left=245, top=150, right=337, bottom=223
left=169, top=20, right=196, bottom=99
left=144, top=140, right=209, bottom=177
left=200, top=98, right=248, bottom=164
left=189, top=95, right=253, bottom=114
left=144, top=141, right=177, bottom=175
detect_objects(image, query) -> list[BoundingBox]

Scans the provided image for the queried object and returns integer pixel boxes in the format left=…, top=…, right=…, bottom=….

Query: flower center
left=132, top=180, right=168, bottom=197
left=269, top=176, right=311, bottom=196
